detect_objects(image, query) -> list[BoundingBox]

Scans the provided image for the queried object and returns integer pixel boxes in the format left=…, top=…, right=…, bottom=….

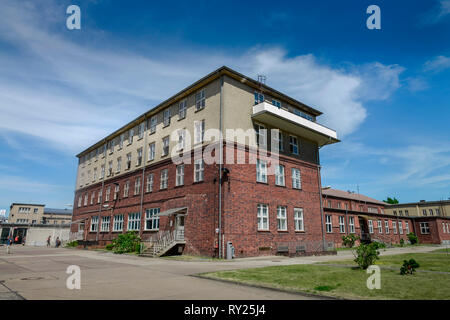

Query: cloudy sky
left=0, top=0, right=449, bottom=213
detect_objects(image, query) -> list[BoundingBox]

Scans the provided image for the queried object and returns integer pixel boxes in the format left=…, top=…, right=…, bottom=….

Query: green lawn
left=200, top=252, right=450, bottom=300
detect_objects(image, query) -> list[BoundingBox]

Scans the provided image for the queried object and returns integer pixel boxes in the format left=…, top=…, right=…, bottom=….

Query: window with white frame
left=137, top=148, right=143, bottom=166
left=405, top=221, right=410, bottom=234
left=194, top=159, right=204, bottom=182
left=176, top=164, right=184, bottom=186
left=101, top=165, right=105, bottom=179
left=163, top=108, right=171, bottom=127
left=179, top=100, right=187, bottom=119
left=108, top=161, right=113, bottom=176
left=289, top=136, right=299, bottom=155
left=443, top=223, right=446, bottom=233
left=177, top=129, right=186, bottom=151
left=109, top=140, right=114, bottom=154
left=146, top=173, right=154, bottom=192
left=447, top=223, right=450, bottom=233
left=160, top=169, right=168, bottom=189
left=339, top=216, right=345, bottom=233
left=138, top=122, right=145, bottom=139
left=98, top=189, right=102, bottom=204
left=127, top=212, right=141, bottom=231
left=273, top=130, right=283, bottom=152
left=398, top=221, right=403, bottom=234
left=392, top=221, right=397, bottom=234
left=150, top=116, right=157, bottom=134
left=294, top=208, right=304, bottom=231
left=145, top=208, right=160, bottom=230
left=128, top=128, right=134, bottom=145
left=368, top=207, right=378, bottom=214
left=254, top=92, right=264, bottom=105
left=78, top=196, right=82, bottom=208
left=257, top=204, right=269, bottom=230
left=162, top=136, right=169, bottom=156
left=113, top=214, right=124, bottom=231
left=114, top=184, right=119, bottom=200
left=436, top=208, right=440, bottom=216
left=116, top=157, right=122, bottom=172
left=195, top=89, right=205, bottom=111
left=101, top=216, right=110, bottom=232
left=349, top=216, right=355, bottom=233
left=93, top=168, right=97, bottom=181
left=277, top=206, right=287, bottom=231
left=134, top=177, right=141, bottom=195
left=385, top=220, right=390, bottom=234
left=275, top=164, right=285, bottom=186
left=325, top=215, right=332, bottom=233
left=368, top=220, right=374, bottom=234
left=291, top=168, right=301, bottom=189
left=90, top=191, right=95, bottom=205
left=420, top=222, right=430, bottom=234
left=105, top=186, right=110, bottom=202
left=194, top=120, right=205, bottom=144
left=429, top=209, right=434, bottom=216
left=119, top=133, right=124, bottom=149
left=90, top=216, right=99, bottom=232
left=255, top=124, right=266, bottom=147
left=148, top=142, right=155, bottom=161
left=84, top=194, right=88, bottom=206
left=378, top=220, right=382, bottom=233
left=256, top=159, right=267, bottom=183
left=124, top=180, right=129, bottom=197
left=126, top=153, right=132, bottom=170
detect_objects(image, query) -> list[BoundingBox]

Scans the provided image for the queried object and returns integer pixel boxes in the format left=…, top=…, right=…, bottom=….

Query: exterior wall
left=25, top=226, right=70, bottom=246
left=385, top=202, right=450, bottom=217
left=8, top=204, right=45, bottom=224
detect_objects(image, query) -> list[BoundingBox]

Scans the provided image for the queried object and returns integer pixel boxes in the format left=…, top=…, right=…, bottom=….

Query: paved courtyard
left=0, top=245, right=442, bottom=300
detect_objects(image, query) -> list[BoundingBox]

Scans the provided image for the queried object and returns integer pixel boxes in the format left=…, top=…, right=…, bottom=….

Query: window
left=429, top=209, right=434, bottom=216
left=101, top=216, right=110, bottom=232
left=272, top=99, right=281, bottom=108
left=176, top=164, right=184, bottom=186
left=377, top=220, right=382, bottom=233
left=146, top=173, right=154, bottom=192
left=127, top=212, right=141, bottom=231
left=138, top=122, right=145, bottom=139
left=134, top=177, right=141, bottom=195
left=109, top=139, right=115, bottom=154
left=160, top=169, right=168, bottom=189
left=179, top=100, right=187, bottom=119
left=119, top=133, right=124, bottom=149
left=255, top=124, right=266, bottom=147
left=114, top=184, right=119, bottom=200
left=194, top=120, right=205, bottom=144
left=339, top=216, right=345, bottom=233
left=137, top=148, right=143, bottom=166
left=254, top=92, right=264, bottom=105
left=277, top=206, right=287, bottom=231
left=337, top=202, right=341, bottom=209
left=293, top=108, right=314, bottom=121
left=398, top=221, right=403, bottom=234
left=98, top=190, right=102, bottom=204
left=291, top=168, right=301, bottom=189
left=116, top=157, right=122, bottom=172
left=177, top=129, right=186, bottom=151
left=405, top=222, right=410, bottom=234
left=90, top=216, right=99, bottom=232
left=126, top=153, right=132, bottom=170
left=150, top=116, right=157, bottom=134
left=420, top=222, right=430, bottom=234
left=405, top=210, right=409, bottom=216
left=148, top=142, right=155, bottom=161
left=113, top=214, right=124, bottom=231
left=368, top=207, right=378, bottom=214
left=399, top=210, right=403, bottom=216
left=393, top=210, right=397, bottom=216
left=124, top=180, right=129, bottom=197
left=128, top=128, right=134, bottom=145
left=257, top=204, right=269, bottom=230
left=194, top=159, right=204, bottom=182
left=325, top=215, right=332, bottom=233
left=103, top=144, right=107, bottom=157
left=422, top=209, right=427, bottom=216
left=289, top=136, right=298, bottom=155
left=294, top=208, right=304, bottom=231
left=256, top=159, right=267, bottom=183
left=163, top=108, right=171, bottom=127
left=392, top=221, right=397, bottom=234
left=274, top=130, right=284, bottom=152
left=443, top=223, right=446, bottom=233
left=93, top=168, right=97, bottom=181
left=368, top=220, right=373, bottom=234
left=348, top=217, right=355, bottom=233
left=345, top=203, right=349, bottom=210
left=90, top=191, right=95, bottom=205
left=84, top=194, right=88, bottom=206
left=101, top=165, right=105, bottom=179
left=105, top=186, right=111, bottom=202
left=195, top=89, right=205, bottom=111
left=108, top=161, right=113, bottom=176
left=78, top=196, right=82, bottom=208
left=275, top=164, right=285, bottom=186
left=436, top=208, right=440, bottom=216
left=162, top=136, right=170, bottom=156
left=145, top=208, right=160, bottom=230
left=385, top=221, right=390, bottom=234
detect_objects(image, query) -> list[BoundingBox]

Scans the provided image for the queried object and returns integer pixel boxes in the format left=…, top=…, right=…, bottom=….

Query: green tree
left=353, top=243, right=381, bottom=269
left=383, top=197, right=399, bottom=204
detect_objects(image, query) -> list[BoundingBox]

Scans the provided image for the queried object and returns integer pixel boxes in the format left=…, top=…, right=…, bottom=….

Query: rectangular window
left=420, top=222, right=430, bottom=234
left=113, top=214, right=124, bottom=231
left=128, top=128, right=134, bottom=145
left=349, top=217, right=355, bottom=233
left=137, top=148, right=143, bottom=166
left=436, top=209, right=440, bottom=216
left=385, top=221, right=390, bottom=234
left=255, top=124, right=266, bottom=147
left=78, top=196, right=82, bottom=208
left=127, top=212, right=141, bottom=231
left=150, top=116, right=157, bottom=134
left=105, top=186, right=111, bottom=202
left=163, top=108, right=171, bottom=127
left=405, top=222, right=410, bottom=234
left=134, top=177, right=141, bottom=195
left=160, top=169, right=168, bottom=189
left=119, top=133, right=124, bottom=149
left=179, top=100, right=187, bottom=119
left=90, top=216, right=99, bottom=232
left=146, top=173, right=154, bottom=192
left=256, top=159, right=267, bottom=183
left=399, top=221, right=403, bottom=234
left=392, top=221, right=397, bottom=234
left=108, top=161, right=113, bottom=176
left=277, top=206, right=287, bottom=231
left=339, top=216, right=345, bottom=233
left=162, top=136, right=170, bottom=156
left=177, top=129, right=186, bottom=151
left=422, top=209, right=427, bottom=216
left=325, top=215, right=332, bottom=233
left=378, top=220, right=382, bottom=234
left=126, top=153, right=132, bottom=170
left=98, top=190, right=102, bottom=204
left=289, top=136, right=299, bottom=155
left=124, top=180, right=129, bottom=197
left=90, top=191, right=95, bottom=205
left=138, top=122, right=145, bottom=139
left=176, top=164, right=184, bottom=186
left=273, top=130, right=284, bottom=152
left=101, top=216, right=110, bottom=232
left=291, top=168, right=301, bottom=189
left=254, top=92, right=264, bottom=105
left=116, top=157, right=122, bottom=172
left=148, top=142, right=155, bottom=161
left=93, top=168, right=97, bottom=181
left=195, top=89, right=205, bottom=111
left=275, top=164, right=285, bottom=186
left=145, top=208, right=160, bottom=231
left=194, top=159, right=204, bottom=182
left=429, top=209, right=434, bottom=216
left=109, top=140, right=114, bottom=154
left=294, top=208, right=304, bottom=231
left=194, top=120, right=205, bottom=144
left=272, top=99, right=281, bottom=108
left=114, top=184, right=119, bottom=200
left=368, top=220, right=374, bottom=234
left=257, top=204, right=269, bottom=231
left=101, top=165, right=105, bottom=179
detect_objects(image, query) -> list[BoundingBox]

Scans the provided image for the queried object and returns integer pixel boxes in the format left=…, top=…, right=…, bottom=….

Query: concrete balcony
left=252, top=102, right=339, bottom=147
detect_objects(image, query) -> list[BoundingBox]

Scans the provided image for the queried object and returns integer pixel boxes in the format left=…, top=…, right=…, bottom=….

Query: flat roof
left=10, top=203, right=45, bottom=207
left=322, top=188, right=386, bottom=206
left=44, top=208, right=73, bottom=215
left=387, top=200, right=450, bottom=208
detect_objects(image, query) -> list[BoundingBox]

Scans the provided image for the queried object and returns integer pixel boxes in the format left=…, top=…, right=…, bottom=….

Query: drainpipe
left=139, top=117, right=148, bottom=238
left=96, top=139, right=108, bottom=243
left=317, top=145, right=326, bottom=252
left=218, top=75, right=224, bottom=258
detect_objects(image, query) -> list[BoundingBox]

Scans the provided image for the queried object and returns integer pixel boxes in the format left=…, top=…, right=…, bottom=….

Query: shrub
left=65, top=240, right=78, bottom=248
left=353, top=243, right=380, bottom=269
left=371, top=241, right=386, bottom=250
left=400, top=259, right=420, bottom=275
left=399, top=239, right=405, bottom=247
left=342, top=234, right=359, bottom=248
left=105, top=243, right=113, bottom=251
left=407, top=233, right=418, bottom=245
left=110, top=232, right=141, bottom=254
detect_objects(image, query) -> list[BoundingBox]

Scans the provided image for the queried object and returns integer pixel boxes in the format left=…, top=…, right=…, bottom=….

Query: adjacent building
left=8, top=203, right=72, bottom=225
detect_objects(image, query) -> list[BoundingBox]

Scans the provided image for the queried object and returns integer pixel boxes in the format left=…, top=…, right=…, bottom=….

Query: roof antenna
left=257, top=74, right=266, bottom=85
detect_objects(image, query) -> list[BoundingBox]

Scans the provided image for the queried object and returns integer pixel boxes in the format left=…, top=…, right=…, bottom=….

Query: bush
left=105, top=243, right=113, bottom=251
left=399, top=239, right=405, bottom=247
left=65, top=240, right=78, bottom=248
left=110, top=232, right=141, bottom=254
left=342, top=234, right=359, bottom=248
left=371, top=241, right=386, bottom=250
left=400, top=259, right=420, bottom=275
left=407, top=233, right=418, bottom=245
left=353, top=243, right=381, bottom=269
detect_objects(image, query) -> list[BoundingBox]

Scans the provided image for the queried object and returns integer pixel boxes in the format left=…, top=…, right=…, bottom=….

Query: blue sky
left=0, top=0, right=449, bottom=215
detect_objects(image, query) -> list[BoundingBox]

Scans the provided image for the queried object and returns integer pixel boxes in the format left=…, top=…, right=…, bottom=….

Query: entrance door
left=175, top=215, right=185, bottom=241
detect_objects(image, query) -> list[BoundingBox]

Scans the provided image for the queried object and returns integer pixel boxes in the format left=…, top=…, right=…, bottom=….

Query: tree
left=353, top=243, right=381, bottom=269
left=400, top=259, right=420, bottom=275
left=383, top=197, right=399, bottom=204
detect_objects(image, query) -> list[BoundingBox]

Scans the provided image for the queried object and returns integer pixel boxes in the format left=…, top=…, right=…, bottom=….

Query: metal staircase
left=139, top=230, right=185, bottom=257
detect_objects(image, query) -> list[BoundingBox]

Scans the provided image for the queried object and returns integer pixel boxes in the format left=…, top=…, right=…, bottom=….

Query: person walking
left=46, top=235, right=51, bottom=247
left=6, top=237, right=11, bottom=254
left=55, top=237, right=61, bottom=248
left=14, top=235, right=19, bottom=244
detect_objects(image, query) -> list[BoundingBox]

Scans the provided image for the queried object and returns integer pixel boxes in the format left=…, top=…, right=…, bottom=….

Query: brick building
left=71, top=66, right=340, bottom=257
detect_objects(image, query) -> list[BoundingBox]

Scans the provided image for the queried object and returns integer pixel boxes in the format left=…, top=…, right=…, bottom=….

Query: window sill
left=143, top=229, right=159, bottom=232
left=257, top=230, right=270, bottom=232
left=163, top=124, right=170, bottom=128
left=277, top=230, right=288, bottom=233
left=149, top=131, right=156, bottom=135
left=193, top=180, right=204, bottom=184
left=294, top=230, right=305, bottom=233
left=275, top=184, right=286, bottom=188
left=194, top=107, right=205, bottom=113
left=174, top=184, right=184, bottom=188
left=256, top=181, right=268, bottom=185
left=178, top=116, right=186, bottom=121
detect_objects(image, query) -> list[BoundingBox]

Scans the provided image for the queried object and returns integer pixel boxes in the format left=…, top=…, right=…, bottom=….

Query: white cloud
left=424, top=55, right=450, bottom=73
